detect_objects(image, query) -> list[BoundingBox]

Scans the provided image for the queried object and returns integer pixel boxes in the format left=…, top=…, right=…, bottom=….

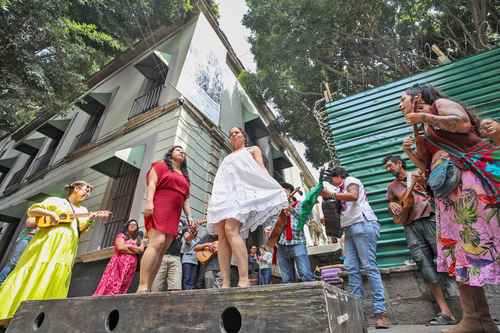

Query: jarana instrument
left=196, top=240, right=218, bottom=264
left=394, top=105, right=426, bottom=225
left=36, top=210, right=112, bottom=228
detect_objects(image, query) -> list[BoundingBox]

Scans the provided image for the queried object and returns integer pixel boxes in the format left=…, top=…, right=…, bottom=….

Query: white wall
left=91, top=19, right=198, bottom=137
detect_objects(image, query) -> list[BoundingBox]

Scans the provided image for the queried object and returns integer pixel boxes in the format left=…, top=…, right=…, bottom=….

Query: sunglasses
left=78, top=186, right=92, bottom=193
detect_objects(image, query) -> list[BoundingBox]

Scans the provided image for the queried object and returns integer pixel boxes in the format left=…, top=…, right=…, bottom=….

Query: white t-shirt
left=323, top=176, right=377, bottom=228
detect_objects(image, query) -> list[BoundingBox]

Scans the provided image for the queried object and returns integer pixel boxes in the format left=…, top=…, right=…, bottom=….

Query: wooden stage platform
left=7, top=281, right=366, bottom=333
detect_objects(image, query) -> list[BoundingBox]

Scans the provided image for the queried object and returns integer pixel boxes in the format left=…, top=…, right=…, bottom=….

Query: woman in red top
left=401, top=85, right=499, bottom=333
left=137, top=146, right=192, bottom=292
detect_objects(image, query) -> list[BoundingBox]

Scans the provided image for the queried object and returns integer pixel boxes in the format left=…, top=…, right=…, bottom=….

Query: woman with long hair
left=401, top=84, right=499, bottom=333
left=0, top=181, right=96, bottom=324
left=137, top=146, right=192, bottom=292
left=94, top=220, right=144, bottom=295
left=207, top=127, right=287, bottom=288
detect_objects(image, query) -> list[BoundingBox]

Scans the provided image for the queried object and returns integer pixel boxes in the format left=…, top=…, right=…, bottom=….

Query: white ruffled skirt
left=207, top=149, right=288, bottom=238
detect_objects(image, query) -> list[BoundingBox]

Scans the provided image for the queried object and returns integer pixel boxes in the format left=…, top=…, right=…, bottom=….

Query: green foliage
left=243, top=0, right=500, bottom=166
left=0, top=0, right=195, bottom=131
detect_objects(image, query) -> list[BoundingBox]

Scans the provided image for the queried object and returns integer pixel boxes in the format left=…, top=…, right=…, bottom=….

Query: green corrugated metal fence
left=324, top=47, right=500, bottom=268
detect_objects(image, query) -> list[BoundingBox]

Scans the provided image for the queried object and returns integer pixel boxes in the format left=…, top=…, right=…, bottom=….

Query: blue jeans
left=259, top=268, right=272, bottom=285
left=182, top=263, right=198, bottom=290
left=277, top=243, right=314, bottom=283
left=344, top=221, right=387, bottom=315
left=0, top=238, right=30, bottom=284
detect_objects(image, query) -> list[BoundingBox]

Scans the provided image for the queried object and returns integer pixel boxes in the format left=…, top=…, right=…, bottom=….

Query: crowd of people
left=0, top=89, right=498, bottom=333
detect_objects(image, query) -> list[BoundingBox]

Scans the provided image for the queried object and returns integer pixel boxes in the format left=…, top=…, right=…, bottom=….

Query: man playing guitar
left=383, top=155, right=456, bottom=326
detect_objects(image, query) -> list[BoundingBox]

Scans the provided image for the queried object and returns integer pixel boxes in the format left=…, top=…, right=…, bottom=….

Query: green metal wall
left=324, top=47, right=500, bottom=268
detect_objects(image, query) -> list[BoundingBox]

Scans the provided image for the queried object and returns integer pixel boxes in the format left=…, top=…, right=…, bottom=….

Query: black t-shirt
left=166, top=220, right=188, bottom=256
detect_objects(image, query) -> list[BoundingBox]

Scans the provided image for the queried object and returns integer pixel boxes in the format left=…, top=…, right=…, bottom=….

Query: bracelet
left=422, top=113, right=428, bottom=123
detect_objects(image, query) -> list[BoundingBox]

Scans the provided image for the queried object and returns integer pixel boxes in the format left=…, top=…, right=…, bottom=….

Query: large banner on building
left=177, top=14, right=228, bottom=126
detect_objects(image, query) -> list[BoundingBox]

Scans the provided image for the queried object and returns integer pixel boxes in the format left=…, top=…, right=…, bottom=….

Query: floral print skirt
left=436, top=170, right=500, bottom=286
left=93, top=253, right=137, bottom=296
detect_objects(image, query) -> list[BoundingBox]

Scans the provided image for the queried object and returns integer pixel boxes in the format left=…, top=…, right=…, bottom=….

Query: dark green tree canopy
left=0, top=0, right=219, bottom=132
left=242, top=0, right=500, bottom=166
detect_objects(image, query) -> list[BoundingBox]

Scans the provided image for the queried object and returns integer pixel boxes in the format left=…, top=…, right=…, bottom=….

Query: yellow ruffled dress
left=0, top=197, right=88, bottom=320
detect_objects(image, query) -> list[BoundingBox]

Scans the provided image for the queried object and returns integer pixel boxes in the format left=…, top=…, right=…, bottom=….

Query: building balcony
left=27, top=151, right=54, bottom=178
left=4, top=164, right=30, bottom=194
left=129, top=85, right=163, bottom=119
left=70, top=129, right=95, bottom=153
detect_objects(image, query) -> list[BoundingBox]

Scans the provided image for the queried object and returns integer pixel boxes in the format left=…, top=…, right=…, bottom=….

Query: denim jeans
left=277, top=243, right=314, bottom=283
left=182, top=263, right=198, bottom=290
left=259, top=268, right=272, bottom=285
left=344, top=220, right=387, bottom=315
left=0, top=238, right=29, bottom=284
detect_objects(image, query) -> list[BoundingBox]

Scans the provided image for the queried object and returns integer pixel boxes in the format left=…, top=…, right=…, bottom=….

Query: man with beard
left=383, top=155, right=456, bottom=326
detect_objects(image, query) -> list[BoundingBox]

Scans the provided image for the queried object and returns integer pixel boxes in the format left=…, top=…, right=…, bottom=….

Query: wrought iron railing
left=5, top=164, right=30, bottom=191
left=28, top=151, right=53, bottom=176
left=129, top=85, right=163, bottom=119
left=70, top=130, right=95, bottom=152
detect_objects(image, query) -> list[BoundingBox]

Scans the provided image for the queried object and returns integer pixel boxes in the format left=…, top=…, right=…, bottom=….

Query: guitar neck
left=63, top=211, right=102, bottom=218
left=403, top=176, right=419, bottom=201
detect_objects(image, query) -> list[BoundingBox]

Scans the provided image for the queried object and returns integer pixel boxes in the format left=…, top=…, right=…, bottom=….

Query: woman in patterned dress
left=401, top=84, right=499, bottom=333
left=94, top=220, right=144, bottom=295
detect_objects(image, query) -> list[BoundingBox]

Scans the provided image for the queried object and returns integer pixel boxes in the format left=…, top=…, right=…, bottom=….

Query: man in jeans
left=276, top=183, right=314, bottom=283
left=383, top=155, right=456, bottom=325
left=151, top=220, right=187, bottom=291
left=0, top=218, right=37, bottom=284
left=321, top=167, right=391, bottom=329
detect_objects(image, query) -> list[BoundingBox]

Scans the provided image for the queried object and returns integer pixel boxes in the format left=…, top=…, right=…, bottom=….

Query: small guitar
left=196, top=241, right=218, bottom=264
left=394, top=119, right=426, bottom=225
left=393, top=177, right=417, bottom=226
left=187, top=216, right=207, bottom=238
left=36, top=210, right=112, bottom=228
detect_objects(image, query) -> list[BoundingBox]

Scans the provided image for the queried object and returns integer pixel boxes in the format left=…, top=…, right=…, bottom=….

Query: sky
left=216, top=0, right=320, bottom=180
left=217, top=0, right=256, bottom=72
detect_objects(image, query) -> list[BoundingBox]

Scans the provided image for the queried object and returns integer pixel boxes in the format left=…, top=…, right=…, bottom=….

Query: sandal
left=428, top=313, right=456, bottom=326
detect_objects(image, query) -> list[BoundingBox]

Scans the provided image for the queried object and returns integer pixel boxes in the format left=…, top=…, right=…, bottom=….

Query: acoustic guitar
left=187, top=216, right=207, bottom=238
left=36, top=210, right=112, bottom=228
left=394, top=121, right=426, bottom=225
left=393, top=177, right=417, bottom=225
left=196, top=241, right=218, bottom=264
left=264, top=187, right=301, bottom=250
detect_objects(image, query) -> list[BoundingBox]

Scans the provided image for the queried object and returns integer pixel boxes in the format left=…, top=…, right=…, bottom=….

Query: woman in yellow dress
left=0, top=180, right=96, bottom=323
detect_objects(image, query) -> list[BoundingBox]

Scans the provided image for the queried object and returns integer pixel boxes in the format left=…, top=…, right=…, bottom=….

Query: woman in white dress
left=207, top=127, right=288, bottom=287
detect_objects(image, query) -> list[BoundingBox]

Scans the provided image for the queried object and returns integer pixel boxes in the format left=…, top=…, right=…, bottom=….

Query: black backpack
left=322, top=199, right=343, bottom=238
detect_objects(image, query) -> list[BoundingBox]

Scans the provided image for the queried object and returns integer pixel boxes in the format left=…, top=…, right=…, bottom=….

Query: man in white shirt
left=321, top=166, right=391, bottom=329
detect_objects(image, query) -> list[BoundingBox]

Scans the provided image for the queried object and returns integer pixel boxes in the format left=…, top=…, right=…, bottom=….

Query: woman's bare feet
left=136, top=286, right=151, bottom=294
left=237, top=278, right=250, bottom=288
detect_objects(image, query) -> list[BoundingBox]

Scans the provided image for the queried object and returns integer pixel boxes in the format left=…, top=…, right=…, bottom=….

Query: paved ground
left=367, top=324, right=500, bottom=333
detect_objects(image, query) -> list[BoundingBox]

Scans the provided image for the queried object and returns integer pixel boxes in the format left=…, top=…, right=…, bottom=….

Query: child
left=258, top=246, right=273, bottom=285
left=181, top=228, right=200, bottom=290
